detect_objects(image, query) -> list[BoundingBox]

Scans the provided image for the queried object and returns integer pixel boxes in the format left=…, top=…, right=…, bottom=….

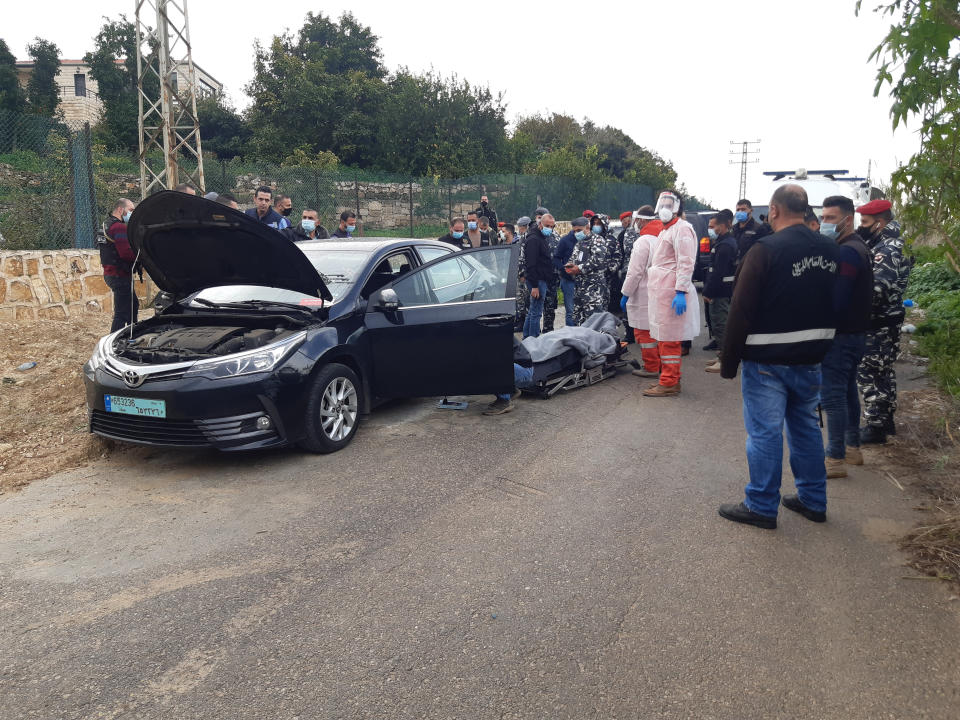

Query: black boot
left=703, top=339, right=719, bottom=351
left=883, top=416, right=897, bottom=436
left=860, top=424, right=887, bottom=445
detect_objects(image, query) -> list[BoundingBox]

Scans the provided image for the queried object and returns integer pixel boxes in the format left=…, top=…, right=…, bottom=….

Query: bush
left=909, top=253, right=960, bottom=400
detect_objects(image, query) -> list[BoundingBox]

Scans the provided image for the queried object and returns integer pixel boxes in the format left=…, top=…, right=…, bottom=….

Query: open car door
left=364, top=245, right=518, bottom=398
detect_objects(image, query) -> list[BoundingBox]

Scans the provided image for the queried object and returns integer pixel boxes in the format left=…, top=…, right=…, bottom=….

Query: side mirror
left=379, top=288, right=399, bottom=312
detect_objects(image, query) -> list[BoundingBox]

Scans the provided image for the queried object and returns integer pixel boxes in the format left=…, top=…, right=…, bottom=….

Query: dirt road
left=1, top=345, right=958, bottom=719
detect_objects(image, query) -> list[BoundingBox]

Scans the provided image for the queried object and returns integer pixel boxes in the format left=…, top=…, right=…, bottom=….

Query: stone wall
left=0, top=250, right=152, bottom=322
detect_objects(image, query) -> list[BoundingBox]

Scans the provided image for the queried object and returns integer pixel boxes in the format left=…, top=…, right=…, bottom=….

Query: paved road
left=1, top=344, right=958, bottom=719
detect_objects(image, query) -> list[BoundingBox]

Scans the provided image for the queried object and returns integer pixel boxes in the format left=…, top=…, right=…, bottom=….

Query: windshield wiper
left=320, top=273, right=352, bottom=283
left=192, top=298, right=319, bottom=315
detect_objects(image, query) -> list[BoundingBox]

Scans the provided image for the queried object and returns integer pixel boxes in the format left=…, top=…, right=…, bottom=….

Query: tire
left=300, top=363, right=362, bottom=453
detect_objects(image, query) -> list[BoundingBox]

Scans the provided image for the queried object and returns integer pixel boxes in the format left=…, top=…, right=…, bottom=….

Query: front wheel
left=300, top=363, right=361, bottom=453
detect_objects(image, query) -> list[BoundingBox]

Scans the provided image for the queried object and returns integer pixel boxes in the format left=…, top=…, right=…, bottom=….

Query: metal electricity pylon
left=135, top=0, right=205, bottom=198
left=728, top=140, right=761, bottom=200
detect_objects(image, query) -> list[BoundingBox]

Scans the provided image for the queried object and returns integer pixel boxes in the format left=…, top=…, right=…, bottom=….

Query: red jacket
left=103, top=218, right=135, bottom=277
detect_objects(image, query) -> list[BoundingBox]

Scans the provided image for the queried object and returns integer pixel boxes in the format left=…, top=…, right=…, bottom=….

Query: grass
left=908, top=246, right=960, bottom=400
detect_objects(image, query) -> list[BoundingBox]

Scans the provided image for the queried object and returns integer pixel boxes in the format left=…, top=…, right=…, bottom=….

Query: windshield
left=301, top=249, right=371, bottom=296
left=191, top=285, right=322, bottom=306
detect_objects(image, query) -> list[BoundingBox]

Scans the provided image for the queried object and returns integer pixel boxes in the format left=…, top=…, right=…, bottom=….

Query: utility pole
left=135, top=0, right=205, bottom=198
left=728, top=140, right=761, bottom=199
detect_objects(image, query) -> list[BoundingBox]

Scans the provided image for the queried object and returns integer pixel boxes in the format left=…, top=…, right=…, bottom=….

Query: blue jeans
left=820, top=333, right=866, bottom=459
left=741, top=361, right=827, bottom=517
left=522, top=280, right=548, bottom=338
left=560, top=277, right=576, bottom=327
left=498, top=364, right=535, bottom=400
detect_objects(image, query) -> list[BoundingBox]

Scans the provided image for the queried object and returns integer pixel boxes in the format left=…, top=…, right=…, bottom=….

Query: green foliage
left=84, top=17, right=140, bottom=153
left=281, top=145, right=339, bottom=169
left=908, top=255, right=960, bottom=307
left=25, top=38, right=61, bottom=116
left=0, top=39, right=27, bottom=115
left=906, top=251, right=960, bottom=399
left=515, top=114, right=583, bottom=152
left=196, top=94, right=251, bottom=159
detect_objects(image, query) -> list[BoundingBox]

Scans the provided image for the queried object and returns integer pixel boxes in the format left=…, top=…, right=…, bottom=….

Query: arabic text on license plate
left=104, top=395, right=166, bottom=418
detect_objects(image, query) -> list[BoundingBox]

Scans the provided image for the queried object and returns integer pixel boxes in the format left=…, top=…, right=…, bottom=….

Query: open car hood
left=127, top=191, right=332, bottom=301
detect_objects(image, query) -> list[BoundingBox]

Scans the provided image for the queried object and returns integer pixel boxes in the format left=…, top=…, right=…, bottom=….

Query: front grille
left=91, top=410, right=207, bottom=446
left=90, top=410, right=281, bottom=448
left=102, top=362, right=187, bottom=384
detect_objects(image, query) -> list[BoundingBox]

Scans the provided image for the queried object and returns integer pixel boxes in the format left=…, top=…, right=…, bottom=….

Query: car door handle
left=476, top=314, right=514, bottom=327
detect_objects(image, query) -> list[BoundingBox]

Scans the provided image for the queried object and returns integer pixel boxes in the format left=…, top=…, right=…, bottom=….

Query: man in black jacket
left=718, top=184, right=839, bottom=530
left=474, top=195, right=498, bottom=229
left=704, top=209, right=737, bottom=373
left=522, top=214, right=555, bottom=338
left=732, top=198, right=771, bottom=262
left=819, top=195, right=873, bottom=477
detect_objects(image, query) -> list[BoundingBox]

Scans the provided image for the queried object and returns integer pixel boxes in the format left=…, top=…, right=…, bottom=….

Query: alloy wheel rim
left=320, top=376, right=358, bottom=441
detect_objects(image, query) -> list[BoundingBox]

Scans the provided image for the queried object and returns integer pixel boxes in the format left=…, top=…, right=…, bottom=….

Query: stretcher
left=518, top=312, right=630, bottom=399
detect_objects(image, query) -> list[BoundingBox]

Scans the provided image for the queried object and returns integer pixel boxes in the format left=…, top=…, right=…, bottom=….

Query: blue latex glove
left=620, top=294, right=629, bottom=312
left=672, top=291, right=687, bottom=316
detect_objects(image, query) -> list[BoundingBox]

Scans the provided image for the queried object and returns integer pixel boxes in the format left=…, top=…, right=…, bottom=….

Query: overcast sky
left=7, top=0, right=921, bottom=208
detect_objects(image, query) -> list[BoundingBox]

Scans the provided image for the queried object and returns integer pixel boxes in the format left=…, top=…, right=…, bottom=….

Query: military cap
left=856, top=199, right=892, bottom=215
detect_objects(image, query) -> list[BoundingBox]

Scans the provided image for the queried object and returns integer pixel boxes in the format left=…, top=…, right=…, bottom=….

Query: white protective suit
left=646, top=218, right=701, bottom=342
left=620, top=222, right=661, bottom=329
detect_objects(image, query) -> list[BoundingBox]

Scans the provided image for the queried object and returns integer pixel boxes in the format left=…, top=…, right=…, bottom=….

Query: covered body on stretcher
left=515, top=312, right=628, bottom=398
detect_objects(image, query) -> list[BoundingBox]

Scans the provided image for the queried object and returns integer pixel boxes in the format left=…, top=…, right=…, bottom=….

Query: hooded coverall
left=621, top=219, right=663, bottom=372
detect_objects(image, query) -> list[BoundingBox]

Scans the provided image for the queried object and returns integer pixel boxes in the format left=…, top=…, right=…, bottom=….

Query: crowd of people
left=467, top=187, right=909, bottom=529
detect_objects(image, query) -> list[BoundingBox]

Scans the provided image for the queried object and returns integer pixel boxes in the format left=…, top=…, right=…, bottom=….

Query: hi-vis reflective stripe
left=662, top=359, right=681, bottom=364
left=745, top=328, right=836, bottom=345
left=722, top=275, right=735, bottom=282
left=660, top=354, right=682, bottom=359
left=640, top=342, right=658, bottom=349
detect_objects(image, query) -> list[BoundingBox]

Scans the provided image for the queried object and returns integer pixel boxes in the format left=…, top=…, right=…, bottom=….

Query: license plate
left=104, top=395, right=166, bottom=418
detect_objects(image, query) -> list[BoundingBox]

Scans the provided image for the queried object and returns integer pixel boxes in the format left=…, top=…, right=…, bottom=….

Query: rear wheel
left=301, top=363, right=361, bottom=453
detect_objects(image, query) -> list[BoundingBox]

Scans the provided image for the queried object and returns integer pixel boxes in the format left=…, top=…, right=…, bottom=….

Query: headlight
left=183, top=331, right=307, bottom=380
left=86, top=333, right=114, bottom=372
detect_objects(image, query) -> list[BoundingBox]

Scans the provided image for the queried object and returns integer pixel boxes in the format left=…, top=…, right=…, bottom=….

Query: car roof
left=295, top=237, right=451, bottom=254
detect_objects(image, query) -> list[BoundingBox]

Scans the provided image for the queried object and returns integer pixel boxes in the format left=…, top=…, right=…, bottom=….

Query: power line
left=729, top=140, right=761, bottom=200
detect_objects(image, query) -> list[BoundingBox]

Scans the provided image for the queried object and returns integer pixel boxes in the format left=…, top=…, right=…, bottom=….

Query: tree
left=533, top=144, right=608, bottom=215
left=245, top=12, right=387, bottom=165
left=375, top=70, right=508, bottom=176
left=0, top=38, right=27, bottom=115
left=83, top=17, right=140, bottom=152
left=514, top=113, right=582, bottom=153
left=25, top=38, right=60, bottom=117
left=857, top=0, right=960, bottom=270
left=196, top=94, right=251, bottom=159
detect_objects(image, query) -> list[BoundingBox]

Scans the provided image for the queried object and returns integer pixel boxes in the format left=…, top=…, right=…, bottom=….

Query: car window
left=391, top=247, right=512, bottom=308
left=361, top=251, right=415, bottom=298
left=418, top=246, right=453, bottom=264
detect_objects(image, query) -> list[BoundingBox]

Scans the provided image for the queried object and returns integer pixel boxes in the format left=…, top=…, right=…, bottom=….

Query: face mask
left=452, top=230, right=464, bottom=239
left=734, top=211, right=749, bottom=224
left=708, top=228, right=718, bottom=241
left=122, top=211, right=132, bottom=223
left=468, top=221, right=478, bottom=230
left=658, top=208, right=673, bottom=223
left=542, top=227, right=554, bottom=237
left=346, top=224, right=356, bottom=233
left=591, top=225, right=603, bottom=235
left=481, top=201, right=488, bottom=207
left=575, top=230, right=587, bottom=241
left=281, top=207, right=292, bottom=216
left=819, top=222, right=839, bottom=240
left=301, top=219, right=316, bottom=233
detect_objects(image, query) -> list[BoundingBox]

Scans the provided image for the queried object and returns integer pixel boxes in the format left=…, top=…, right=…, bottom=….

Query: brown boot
left=826, top=456, right=848, bottom=479
left=632, top=368, right=659, bottom=378
left=705, top=359, right=722, bottom=373
left=643, top=382, right=681, bottom=397
left=845, top=446, right=864, bottom=465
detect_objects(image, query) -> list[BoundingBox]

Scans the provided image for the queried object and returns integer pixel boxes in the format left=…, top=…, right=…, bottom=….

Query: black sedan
left=84, top=191, right=518, bottom=453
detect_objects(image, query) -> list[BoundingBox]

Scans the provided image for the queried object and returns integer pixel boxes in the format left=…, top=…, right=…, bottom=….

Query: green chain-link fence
left=2, top=110, right=676, bottom=249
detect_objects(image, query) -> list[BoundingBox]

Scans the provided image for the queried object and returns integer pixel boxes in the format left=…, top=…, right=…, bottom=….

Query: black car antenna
left=129, top=248, right=142, bottom=340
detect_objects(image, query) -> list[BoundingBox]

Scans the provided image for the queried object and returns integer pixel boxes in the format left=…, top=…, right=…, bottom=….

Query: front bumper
left=83, top=360, right=312, bottom=451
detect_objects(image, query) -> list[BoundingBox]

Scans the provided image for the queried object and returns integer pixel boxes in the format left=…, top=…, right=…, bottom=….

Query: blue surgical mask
left=452, top=230, right=464, bottom=239
left=574, top=230, right=587, bottom=241
left=467, top=221, right=478, bottom=230
left=346, top=224, right=356, bottom=233
left=122, top=211, right=132, bottom=223
left=819, top=222, right=839, bottom=240
left=301, top=219, right=316, bottom=234
left=591, top=225, right=602, bottom=235
left=542, top=227, right=553, bottom=237
left=708, top=228, right=718, bottom=241
left=734, top=211, right=749, bottom=224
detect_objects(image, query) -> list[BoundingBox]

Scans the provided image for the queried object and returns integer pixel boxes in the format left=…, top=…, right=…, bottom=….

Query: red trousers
left=658, top=341, right=683, bottom=387
left=633, top=328, right=660, bottom=372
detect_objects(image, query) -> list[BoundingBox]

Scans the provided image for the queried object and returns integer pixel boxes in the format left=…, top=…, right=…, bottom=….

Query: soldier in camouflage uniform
left=542, top=223, right=561, bottom=332
left=514, top=217, right=531, bottom=331
left=854, top=199, right=911, bottom=444
left=564, top=214, right=618, bottom=326
left=613, top=212, right=641, bottom=341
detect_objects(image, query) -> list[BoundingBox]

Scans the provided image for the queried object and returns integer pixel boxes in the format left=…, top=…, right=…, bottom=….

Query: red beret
left=582, top=209, right=595, bottom=217
left=619, top=211, right=633, bottom=221
left=856, top=199, right=892, bottom=215
left=497, top=221, right=505, bottom=227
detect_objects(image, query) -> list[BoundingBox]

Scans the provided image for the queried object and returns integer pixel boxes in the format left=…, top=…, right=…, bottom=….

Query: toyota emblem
left=122, top=370, right=144, bottom=388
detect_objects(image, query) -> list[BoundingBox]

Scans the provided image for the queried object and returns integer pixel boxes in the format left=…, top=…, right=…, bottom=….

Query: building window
left=74, top=74, right=86, bottom=97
